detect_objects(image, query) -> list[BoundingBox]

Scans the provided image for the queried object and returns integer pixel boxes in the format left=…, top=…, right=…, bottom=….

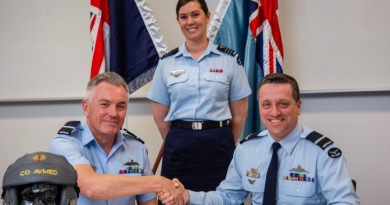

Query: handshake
left=157, top=178, right=190, bottom=205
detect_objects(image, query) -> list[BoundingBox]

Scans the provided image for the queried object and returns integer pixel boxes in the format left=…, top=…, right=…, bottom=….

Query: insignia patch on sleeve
left=328, top=147, right=342, bottom=158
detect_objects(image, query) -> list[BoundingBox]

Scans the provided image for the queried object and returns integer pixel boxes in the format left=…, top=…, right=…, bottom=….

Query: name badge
left=246, top=171, right=260, bottom=178
left=170, top=70, right=185, bottom=77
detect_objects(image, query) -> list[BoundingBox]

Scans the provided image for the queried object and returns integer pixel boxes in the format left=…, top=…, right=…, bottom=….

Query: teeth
left=270, top=120, right=281, bottom=123
left=187, top=28, right=197, bottom=32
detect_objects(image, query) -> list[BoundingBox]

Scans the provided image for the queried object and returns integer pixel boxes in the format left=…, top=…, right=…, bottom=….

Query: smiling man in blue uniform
left=159, top=73, right=360, bottom=205
left=50, top=72, right=184, bottom=205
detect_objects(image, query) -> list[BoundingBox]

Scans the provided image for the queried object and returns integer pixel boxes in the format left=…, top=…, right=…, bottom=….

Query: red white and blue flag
left=249, top=0, right=284, bottom=76
left=209, top=0, right=284, bottom=138
left=90, top=0, right=109, bottom=78
left=90, top=0, right=168, bottom=93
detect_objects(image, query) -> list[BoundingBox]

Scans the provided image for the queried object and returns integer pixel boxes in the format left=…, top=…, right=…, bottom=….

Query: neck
left=87, top=121, right=116, bottom=156
left=185, top=38, right=208, bottom=60
left=95, top=135, right=115, bottom=156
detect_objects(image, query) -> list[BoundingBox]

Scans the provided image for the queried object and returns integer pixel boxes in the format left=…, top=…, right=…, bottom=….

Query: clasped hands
left=157, top=178, right=189, bottom=205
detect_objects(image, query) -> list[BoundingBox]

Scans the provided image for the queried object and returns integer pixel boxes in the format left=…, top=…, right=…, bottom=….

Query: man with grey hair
left=50, top=72, right=183, bottom=205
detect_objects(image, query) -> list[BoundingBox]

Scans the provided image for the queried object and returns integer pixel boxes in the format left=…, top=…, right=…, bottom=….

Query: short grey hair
left=86, top=72, right=129, bottom=101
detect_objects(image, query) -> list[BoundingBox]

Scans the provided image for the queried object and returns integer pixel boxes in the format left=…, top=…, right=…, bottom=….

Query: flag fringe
left=128, top=67, right=157, bottom=94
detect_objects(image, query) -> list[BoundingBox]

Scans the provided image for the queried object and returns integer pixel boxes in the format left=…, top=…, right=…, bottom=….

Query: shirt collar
left=259, top=123, right=303, bottom=155
left=176, top=40, right=219, bottom=60
left=81, top=121, right=125, bottom=148
left=279, top=123, right=303, bottom=155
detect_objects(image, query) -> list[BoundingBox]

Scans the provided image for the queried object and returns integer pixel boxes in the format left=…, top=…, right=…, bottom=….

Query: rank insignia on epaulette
left=217, top=45, right=237, bottom=56
left=236, top=56, right=242, bottom=65
left=161, top=47, right=179, bottom=60
left=305, top=131, right=334, bottom=150
left=122, top=128, right=145, bottom=144
left=58, top=121, right=80, bottom=135
left=240, top=132, right=261, bottom=144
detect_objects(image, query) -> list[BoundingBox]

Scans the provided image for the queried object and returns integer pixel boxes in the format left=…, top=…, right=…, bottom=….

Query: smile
left=187, top=27, right=198, bottom=32
left=270, top=119, right=283, bottom=123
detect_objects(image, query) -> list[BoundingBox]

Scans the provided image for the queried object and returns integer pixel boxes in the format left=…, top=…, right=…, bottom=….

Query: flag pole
left=152, top=143, right=164, bottom=174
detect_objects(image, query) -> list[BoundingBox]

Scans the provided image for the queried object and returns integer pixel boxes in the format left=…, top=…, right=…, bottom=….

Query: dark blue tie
left=263, top=142, right=281, bottom=205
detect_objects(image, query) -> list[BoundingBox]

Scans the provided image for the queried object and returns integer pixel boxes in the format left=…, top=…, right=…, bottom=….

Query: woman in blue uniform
left=147, top=0, right=251, bottom=192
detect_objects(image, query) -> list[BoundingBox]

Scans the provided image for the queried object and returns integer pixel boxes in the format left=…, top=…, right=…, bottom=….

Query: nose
left=108, top=105, right=118, bottom=118
left=270, top=105, right=281, bottom=117
left=187, top=16, right=194, bottom=25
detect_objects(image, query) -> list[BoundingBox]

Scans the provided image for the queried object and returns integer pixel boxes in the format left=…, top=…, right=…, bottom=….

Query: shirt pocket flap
left=282, top=180, right=316, bottom=197
left=242, top=176, right=266, bottom=193
left=204, top=72, right=227, bottom=84
left=167, top=73, right=189, bottom=86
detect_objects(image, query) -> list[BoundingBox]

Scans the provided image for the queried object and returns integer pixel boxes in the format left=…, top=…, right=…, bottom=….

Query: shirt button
left=296, top=189, right=300, bottom=193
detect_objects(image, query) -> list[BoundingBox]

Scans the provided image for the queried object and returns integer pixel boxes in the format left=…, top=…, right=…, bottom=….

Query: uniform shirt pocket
left=281, top=180, right=316, bottom=198
left=242, top=176, right=266, bottom=204
left=167, top=73, right=189, bottom=102
left=203, top=72, right=229, bottom=100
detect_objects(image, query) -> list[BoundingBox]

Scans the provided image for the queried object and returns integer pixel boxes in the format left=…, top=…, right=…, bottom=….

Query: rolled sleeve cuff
left=229, top=89, right=252, bottom=102
left=147, top=93, right=170, bottom=106
left=188, top=190, right=223, bottom=205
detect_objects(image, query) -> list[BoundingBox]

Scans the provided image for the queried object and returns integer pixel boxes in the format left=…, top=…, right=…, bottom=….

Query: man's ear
left=297, top=99, right=302, bottom=116
left=82, top=99, right=89, bottom=117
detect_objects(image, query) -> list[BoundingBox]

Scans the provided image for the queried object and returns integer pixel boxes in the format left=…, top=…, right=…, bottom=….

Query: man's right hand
left=158, top=178, right=189, bottom=205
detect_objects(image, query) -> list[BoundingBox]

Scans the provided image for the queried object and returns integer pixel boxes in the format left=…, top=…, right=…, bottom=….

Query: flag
left=90, top=0, right=110, bottom=78
left=209, top=0, right=284, bottom=139
left=90, top=0, right=168, bottom=93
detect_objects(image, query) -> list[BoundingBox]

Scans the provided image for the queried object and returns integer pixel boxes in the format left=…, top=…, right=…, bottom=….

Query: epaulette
left=304, top=131, right=334, bottom=150
left=217, top=45, right=237, bottom=57
left=57, top=121, right=80, bottom=135
left=161, top=47, right=179, bottom=60
left=122, top=128, right=145, bottom=144
left=240, top=132, right=261, bottom=144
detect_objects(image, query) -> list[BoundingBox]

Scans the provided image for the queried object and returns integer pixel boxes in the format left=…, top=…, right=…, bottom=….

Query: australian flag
left=90, top=0, right=168, bottom=93
left=209, top=0, right=284, bottom=139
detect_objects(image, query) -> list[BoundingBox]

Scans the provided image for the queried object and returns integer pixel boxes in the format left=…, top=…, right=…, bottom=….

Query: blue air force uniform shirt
left=49, top=121, right=155, bottom=205
left=188, top=123, right=360, bottom=205
left=147, top=41, right=251, bottom=122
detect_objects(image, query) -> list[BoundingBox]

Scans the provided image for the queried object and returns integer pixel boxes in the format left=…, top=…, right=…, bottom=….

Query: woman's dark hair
left=176, top=0, right=209, bottom=16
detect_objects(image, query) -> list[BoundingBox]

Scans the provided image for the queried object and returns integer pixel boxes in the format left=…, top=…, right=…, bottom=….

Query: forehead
left=179, top=1, right=202, bottom=13
left=92, top=82, right=128, bottom=101
left=258, top=83, right=293, bottom=100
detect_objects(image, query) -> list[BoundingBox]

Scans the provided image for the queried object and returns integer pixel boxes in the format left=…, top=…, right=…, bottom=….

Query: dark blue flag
left=109, top=0, right=168, bottom=93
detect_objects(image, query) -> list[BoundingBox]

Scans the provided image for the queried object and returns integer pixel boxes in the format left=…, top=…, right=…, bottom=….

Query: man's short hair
left=258, top=73, right=300, bottom=103
left=86, top=72, right=129, bottom=101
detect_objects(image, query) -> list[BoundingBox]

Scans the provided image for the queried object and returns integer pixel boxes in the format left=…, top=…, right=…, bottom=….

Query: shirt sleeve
left=189, top=145, right=249, bottom=205
left=147, top=60, right=170, bottom=105
left=136, top=146, right=157, bottom=202
left=228, top=55, right=252, bottom=102
left=49, top=135, right=90, bottom=166
left=317, top=145, right=360, bottom=205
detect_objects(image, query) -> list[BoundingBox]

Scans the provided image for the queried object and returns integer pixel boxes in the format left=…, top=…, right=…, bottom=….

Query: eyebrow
left=179, top=10, right=201, bottom=16
left=99, top=99, right=127, bottom=105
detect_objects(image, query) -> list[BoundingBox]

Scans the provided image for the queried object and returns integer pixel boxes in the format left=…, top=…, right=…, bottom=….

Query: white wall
left=1, top=0, right=390, bottom=204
